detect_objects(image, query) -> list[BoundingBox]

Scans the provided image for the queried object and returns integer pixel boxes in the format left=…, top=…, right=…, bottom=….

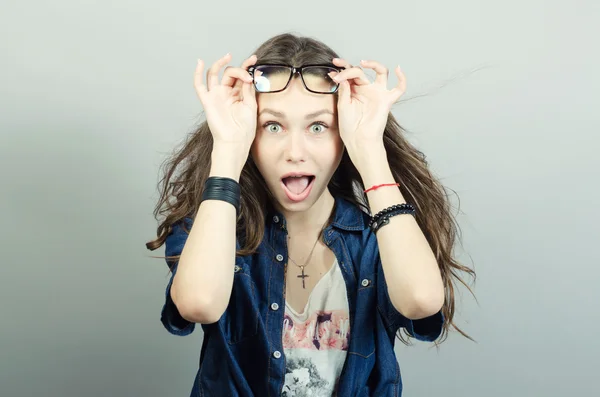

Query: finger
left=221, top=65, right=233, bottom=86
left=224, top=54, right=257, bottom=86
left=194, top=59, right=207, bottom=100
left=389, top=66, right=407, bottom=101
left=327, top=70, right=340, bottom=82
left=331, top=67, right=370, bottom=86
left=231, top=78, right=244, bottom=99
left=242, top=80, right=257, bottom=108
left=337, top=80, right=351, bottom=105
left=222, top=67, right=253, bottom=87
left=360, top=60, right=388, bottom=87
left=241, top=54, right=257, bottom=70
left=227, top=54, right=258, bottom=94
left=207, top=53, right=231, bottom=91
left=332, top=57, right=353, bottom=70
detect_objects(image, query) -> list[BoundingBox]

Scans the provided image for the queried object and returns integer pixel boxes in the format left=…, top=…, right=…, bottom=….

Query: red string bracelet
left=363, top=183, right=400, bottom=193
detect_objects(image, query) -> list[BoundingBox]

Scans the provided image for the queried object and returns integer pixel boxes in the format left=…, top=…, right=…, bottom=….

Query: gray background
left=1, top=0, right=598, bottom=396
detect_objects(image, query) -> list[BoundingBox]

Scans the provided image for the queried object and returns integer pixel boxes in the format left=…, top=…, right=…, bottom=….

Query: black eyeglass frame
left=247, top=63, right=343, bottom=94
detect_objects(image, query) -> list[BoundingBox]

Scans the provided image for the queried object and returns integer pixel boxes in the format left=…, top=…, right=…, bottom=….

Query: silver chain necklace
left=287, top=220, right=328, bottom=289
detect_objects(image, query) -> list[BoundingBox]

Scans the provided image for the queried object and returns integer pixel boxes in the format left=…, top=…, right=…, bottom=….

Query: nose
left=285, top=130, right=307, bottom=163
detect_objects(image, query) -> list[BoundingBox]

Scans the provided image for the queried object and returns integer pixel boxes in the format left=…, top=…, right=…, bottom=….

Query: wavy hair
left=146, top=33, right=476, bottom=344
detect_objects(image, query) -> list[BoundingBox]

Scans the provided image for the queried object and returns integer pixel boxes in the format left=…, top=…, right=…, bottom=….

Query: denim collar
left=267, top=195, right=367, bottom=232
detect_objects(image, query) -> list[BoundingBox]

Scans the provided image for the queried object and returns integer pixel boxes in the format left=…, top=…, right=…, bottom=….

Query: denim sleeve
left=376, top=258, right=444, bottom=342
left=160, top=218, right=196, bottom=336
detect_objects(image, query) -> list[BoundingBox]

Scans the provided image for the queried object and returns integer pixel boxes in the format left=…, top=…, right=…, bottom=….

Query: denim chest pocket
left=348, top=272, right=376, bottom=358
left=219, top=263, right=259, bottom=344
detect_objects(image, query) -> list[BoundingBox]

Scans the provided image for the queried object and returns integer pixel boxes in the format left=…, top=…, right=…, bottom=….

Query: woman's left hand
left=330, top=58, right=407, bottom=155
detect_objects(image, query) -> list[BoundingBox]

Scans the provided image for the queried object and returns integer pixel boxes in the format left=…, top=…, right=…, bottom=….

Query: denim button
left=234, top=265, right=241, bottom=273
left=361, top=278, right=370, bottom=287
left=273, top=350, right=281, bottom=359
left=270, top=302, right=279, bottom=311
left=276, top=254, right=284, bottom=262
left=273, top=215, right=279, bottom=223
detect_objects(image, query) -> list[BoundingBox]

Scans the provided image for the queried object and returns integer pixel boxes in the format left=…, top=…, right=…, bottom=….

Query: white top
left=281, top=258, right=350, bottom=397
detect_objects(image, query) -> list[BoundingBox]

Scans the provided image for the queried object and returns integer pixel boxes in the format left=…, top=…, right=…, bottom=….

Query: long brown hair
left=146, top=33, right=476, bottom=344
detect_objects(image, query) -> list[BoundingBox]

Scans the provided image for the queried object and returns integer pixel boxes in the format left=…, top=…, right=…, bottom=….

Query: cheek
left=250, top=136, right=272, bottom=174
left=331, top=133, right=345, bottom=159
left=319, top=135, right=345, bottom=169
left=250, top=130, right=266, bottom=158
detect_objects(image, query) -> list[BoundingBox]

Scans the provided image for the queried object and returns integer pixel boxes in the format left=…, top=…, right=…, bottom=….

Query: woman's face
left=250, top=76, right=344, bottom=213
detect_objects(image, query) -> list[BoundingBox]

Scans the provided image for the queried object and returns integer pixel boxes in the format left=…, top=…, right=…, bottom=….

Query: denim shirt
left=160, top=196, right=443, bottom=396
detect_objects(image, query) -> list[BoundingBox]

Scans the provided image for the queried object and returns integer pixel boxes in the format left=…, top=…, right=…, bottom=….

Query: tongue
left=284, top=176, right=310, bottom=194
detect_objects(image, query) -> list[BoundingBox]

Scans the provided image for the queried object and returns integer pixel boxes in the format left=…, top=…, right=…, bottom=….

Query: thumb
left=242, top=80, right=257, bottom=107
left=337, top=80, right=351, bottom=106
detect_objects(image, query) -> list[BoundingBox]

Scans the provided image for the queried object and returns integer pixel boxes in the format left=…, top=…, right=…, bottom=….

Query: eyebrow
left=258, top=108, right=334, bottom=119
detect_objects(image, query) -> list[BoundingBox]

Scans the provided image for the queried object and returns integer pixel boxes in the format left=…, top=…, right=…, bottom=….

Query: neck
left=279, top=189, right=335, bottom=238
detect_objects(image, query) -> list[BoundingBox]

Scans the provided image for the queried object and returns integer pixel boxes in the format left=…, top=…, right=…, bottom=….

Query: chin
left=279, top=200, right=313, bottom=212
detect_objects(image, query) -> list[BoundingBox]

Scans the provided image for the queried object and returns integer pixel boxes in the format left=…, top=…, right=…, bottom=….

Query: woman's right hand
left=194, top=53, right=258, bottom=153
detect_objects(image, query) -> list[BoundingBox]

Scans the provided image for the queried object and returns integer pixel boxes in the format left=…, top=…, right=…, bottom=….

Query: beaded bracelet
left=368, top=203, right=415, bottom=227
left=369, top=203, right=416, bottom=233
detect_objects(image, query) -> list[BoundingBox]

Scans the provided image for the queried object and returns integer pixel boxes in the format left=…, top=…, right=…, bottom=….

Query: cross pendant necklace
left=297, top=266, right=309, bottom=288
left=287, top=225, right=325, bottom=289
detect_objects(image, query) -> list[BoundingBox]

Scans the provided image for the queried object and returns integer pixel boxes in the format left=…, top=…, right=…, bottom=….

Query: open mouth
left=282, top=175, right=315, bottom=194
left=281, top=175, right=315, bottom=201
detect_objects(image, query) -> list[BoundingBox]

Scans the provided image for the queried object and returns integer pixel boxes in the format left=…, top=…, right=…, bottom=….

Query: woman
left=146, top=33, right=475, bottom=396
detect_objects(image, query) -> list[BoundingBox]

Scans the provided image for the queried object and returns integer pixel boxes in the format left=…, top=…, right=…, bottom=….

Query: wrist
left=360, top=160, right=394, bottom=190
left=210, top=143, right=249, bottom=181
left=347, top=141, right=387, bottom=174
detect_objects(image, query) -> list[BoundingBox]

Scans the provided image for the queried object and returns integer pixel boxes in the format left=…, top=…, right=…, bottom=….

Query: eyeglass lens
left=253, top=66, right=339, bottom=93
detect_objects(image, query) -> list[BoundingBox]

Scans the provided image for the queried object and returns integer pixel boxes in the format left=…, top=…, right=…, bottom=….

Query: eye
left=310, top=122, right=328, bottom=134
left=263, top=121, right=282, bottom=134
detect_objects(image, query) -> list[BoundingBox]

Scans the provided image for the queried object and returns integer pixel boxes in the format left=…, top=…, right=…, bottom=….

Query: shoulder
left=330, top=196, right=372, bottom=233
left=330, top=206, right=379, bottom=274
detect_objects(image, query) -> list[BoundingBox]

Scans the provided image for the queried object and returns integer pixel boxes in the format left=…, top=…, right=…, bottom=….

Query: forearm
left=354, top=143, right=444, bottom=319
left=171, top=144, right=247, bottom=324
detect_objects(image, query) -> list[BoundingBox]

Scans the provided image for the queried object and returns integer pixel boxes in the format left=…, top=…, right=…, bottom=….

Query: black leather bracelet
left=201, top=177, right=241, bottom=215
left=204, top=176, right=241, bottom=194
